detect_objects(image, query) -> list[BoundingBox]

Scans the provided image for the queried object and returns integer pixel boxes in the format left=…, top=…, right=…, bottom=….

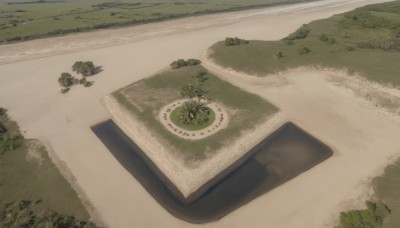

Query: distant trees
left=170, top=59, right=201, bottom=69
left=224, top=37, right=249, bottom=46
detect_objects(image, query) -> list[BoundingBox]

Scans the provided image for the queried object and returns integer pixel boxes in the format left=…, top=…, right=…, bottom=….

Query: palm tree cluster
left=178, top=71, right=213, bottom=125
left=179, top=101, right=211, bottom=125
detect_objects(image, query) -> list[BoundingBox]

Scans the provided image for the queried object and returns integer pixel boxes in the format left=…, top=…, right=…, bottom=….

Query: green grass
left=112, top=65, right=277, bottom=160
left=0, top=0, right=317, bottom=43
left=0, top=111, right=92, bottom=226
left=170, top=106, right=216, bottom=131
left=372, top=159, right=400, bottom=228
left=209, top=1, right=400, bottom=87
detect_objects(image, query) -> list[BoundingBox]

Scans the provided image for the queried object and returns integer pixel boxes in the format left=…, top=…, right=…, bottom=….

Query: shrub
left=72, top=61, right=95, bottom=76
left=284, top=40, right=294, bottom=45
left=284, top=25, right=310, bottom=40
left=58, top=72, right=76, bottom=87
left=320, top=33, right=329, bottom=42
left=186, top=59, right=201, bottom=66
left=170, top=59, right=201, bottom=69
left=340, top=201, right=391, bottom=228
left=273, top=51, right=283, bottom=59
left=60, top=87, right=70, bottom=94
left=298, top=46, right=311, bottom=54
left=79, top=78, right=94, bottom=87
left=170, top=59, right=187, bottom=69
left=0, top=108, right=7, bottom=116
left=345, top=46, right=355, bottom=51
left=224, top=37, right=249, bottom=46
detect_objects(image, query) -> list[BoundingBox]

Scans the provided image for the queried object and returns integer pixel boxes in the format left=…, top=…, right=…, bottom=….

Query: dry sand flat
left=0, top=0, right=395, bottom=227
left=202, top=55, right=400, bottom=227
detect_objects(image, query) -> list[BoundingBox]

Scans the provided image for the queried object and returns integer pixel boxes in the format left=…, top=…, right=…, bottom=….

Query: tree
left=179, top=101, right=210, bottom=125
left=72, top=61, right=95, bottom=76
left=180, top=83, right=207, bottom=102
left=58, top=72, right=76, bottom=87
left=186, top=59, right=201, bottom=66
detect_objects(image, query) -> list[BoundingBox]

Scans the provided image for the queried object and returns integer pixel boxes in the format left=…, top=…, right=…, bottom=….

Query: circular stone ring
left=159, top=99, right=229, bottom=140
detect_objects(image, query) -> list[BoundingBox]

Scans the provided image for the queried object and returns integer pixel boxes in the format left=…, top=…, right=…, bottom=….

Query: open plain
left=0, top=0, right=397, bottom=227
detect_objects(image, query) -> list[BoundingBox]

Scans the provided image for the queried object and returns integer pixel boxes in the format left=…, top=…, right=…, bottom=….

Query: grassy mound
left=112, top=65, right=277, bottom=159
left=209, top=2, right=400, bottom=86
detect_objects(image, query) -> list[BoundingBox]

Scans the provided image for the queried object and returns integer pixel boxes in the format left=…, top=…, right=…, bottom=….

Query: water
left=92, top=120, right=332, bottom=223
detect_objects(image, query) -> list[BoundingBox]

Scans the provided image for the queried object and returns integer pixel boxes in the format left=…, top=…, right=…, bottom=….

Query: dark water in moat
left=91, top=120, right=333, bottom=224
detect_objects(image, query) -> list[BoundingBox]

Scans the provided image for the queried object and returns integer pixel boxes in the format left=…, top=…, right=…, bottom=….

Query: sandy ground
left=0, top=0, right=396, bottom=227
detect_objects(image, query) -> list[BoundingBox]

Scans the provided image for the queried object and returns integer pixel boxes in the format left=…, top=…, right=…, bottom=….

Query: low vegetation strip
left=0, top=0, right=318, bottom=44
left=0, top=108, right=95, bottom=227
left=112, top=65, right=277, bottom=160
left=209, top=2, right=400, bottom=87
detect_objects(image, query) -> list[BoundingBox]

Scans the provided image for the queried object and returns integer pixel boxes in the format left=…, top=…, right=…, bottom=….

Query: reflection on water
left=92, top=120, right=332, bottom=223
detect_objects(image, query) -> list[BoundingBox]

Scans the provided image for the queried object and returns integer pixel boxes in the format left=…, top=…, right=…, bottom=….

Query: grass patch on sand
left=112, top=65, right=277, bottom=160
left=0, top=109, right=93, bottom=226
left=0, top=0, right=317, bottom=43
left=371, top=159, right=400, bottom=228
left=170, top=106, right=216, bottom=131
left=209, top=1, right=400, bottom=87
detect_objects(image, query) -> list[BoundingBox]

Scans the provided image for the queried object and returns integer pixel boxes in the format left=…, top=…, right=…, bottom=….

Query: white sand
left=0, top=0, right=396, bottom=227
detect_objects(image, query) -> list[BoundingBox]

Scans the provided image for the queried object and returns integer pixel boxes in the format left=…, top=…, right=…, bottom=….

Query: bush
left=170, top=59, right=187, bottom=69
left=170, top=59, right=201, bottom=69
left=273, top=51, right=283, bottom=59
left=284, top=25, right=310, bottom=40
left=298, top=46, right=311, bottom=54
left=60, top=87, right=70, bottom=94
left=320, top=33, right=329, bottom=42
left=0, top=108, right=7, bottom=116
left=186, top=59, right=201, bottom=66
left=340, top=201, right=391, bottom=228
left=79, top=78, right=94, bottom=87
left=72, top=61, right=96, bottom=76
left=58, top=72, right=76, bottom=87
left=224, top=37, right=249, bottom=46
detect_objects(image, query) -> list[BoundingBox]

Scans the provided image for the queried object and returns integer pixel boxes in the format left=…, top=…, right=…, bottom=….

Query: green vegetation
left=170, top=58, right=201, bottom=69
left=58, top=61, right=96, bottom=93
left=112, top=65, right=277, bottom=159
left=0, top=0, right=317, bottom=44
left=283, top=24, right=310, bottom=40
left=372, top=159, right=400, bottom=227
left=224, top=37, right=249, bottom=46
left=340, top=201, right=391, bottom=228
left=72, top=61, right=95, bottom=76
left=0, top=107, right=94, bottom=227
left=339, top=157, right=400, bottom=228
left=170, top=103, right=216, bottom=131
left=209, top=1, right=400, bottom=86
